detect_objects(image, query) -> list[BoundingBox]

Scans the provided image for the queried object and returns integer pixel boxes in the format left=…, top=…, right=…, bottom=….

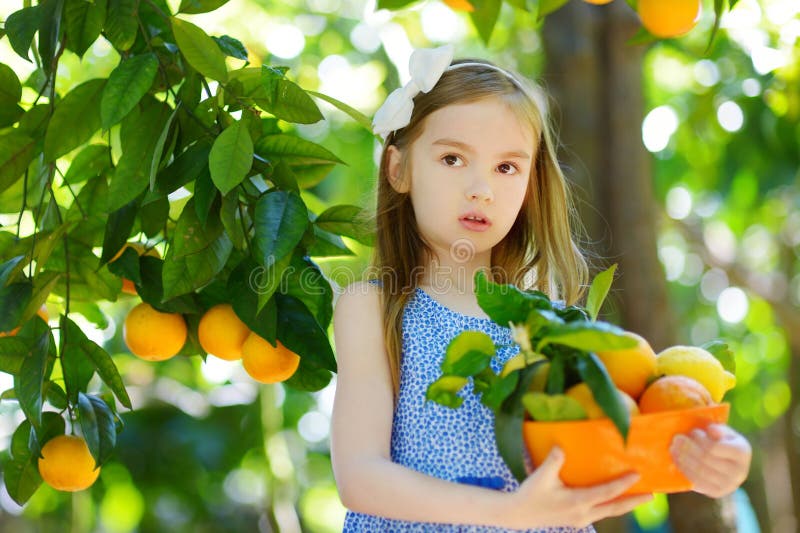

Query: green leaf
left=213, top=35, right=248, bottom=60
left=101, top=53, right=159, bottom=129
left=538, top=0, right=569, bottom=18
left=219, top=190, right=245, bottom=248
left=576, top=354, right=629, bottom=440
left=0, top=131, right=37, bottom=191
left=276, top=293, right=337, bottom=372
left=0, top=63, right=23, bottom=105
left=0, top=282, right=33, bottom=333
left=0, top=337, right=28, bottom=374
left=136, top=256, right=202, bottom=313
left=3, top=420, right=43, bottom=506
left=77, top=392, right=116, bottom=467
left=257, top=69, right=323, bottom=124
left=5, top=6, right=42, bottom=61
left=425, top=375, right=468, bottom=408
left=441, top=331, right=496, bottom=377
left=59, top=316, right=95, bottom=402
left=474, top=270, right=552, bottom=326
left=227, top=259, right=278, bottom=343
left=376, top=0, right=418, bottom=8
left=13, top=329, right=51, bottom=431
left=104, top=0, right=138, bottom=51
left=254, top=250, right=293, bottom=313
left=522, top=392, right=587, bottom=421
left=156, top=139, right=212, bottom=194
left=64, top=0, right=107, bottom=58
left=44, top=381, right=68, bottom=410
left=178, top=0, right=230, bottom=14
left=283, top=356, right=332, bottom=392
left=0, top=255, right=26, bottom=287
left=63, top=144, right=111, bottom=185
left=314, top=204, right=375, bottom=246
left=477, top=368, right=520, bottom=411
left=255, top=133, right=344, bottom=166
left=100, top=199, right=139, bottom=265
left=253, top=190, right=309, bottom=268
left=586, top=263, right=617, bottom=321
left=171, top=199, right=224, bottom=258
left=171, top=17, right=229, bottom=82
left=209, top=121, right=254, bottom=195
left=469, top=0, right=502, bottom=46
left=149, top=106, right=179, bottom=191
left=44, top=78, right=106, bottom=161
left=161, top=232, right=233, bottom=300
left=281, top=255, right=333, bottom=329
left=701, top=340, right=736, bottom=374
left=38, top=0, right=64, bottom=76
left=308, top=226, right=354, bottom=257
left=306, top=90, right=372, bottom=130
left=536, top=321, right=637, bottom=352
left=705, top=0, right=726, bottom=53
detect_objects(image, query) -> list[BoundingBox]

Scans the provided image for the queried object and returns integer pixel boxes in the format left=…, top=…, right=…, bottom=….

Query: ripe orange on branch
left=637, top=0, right=701, bottom=38
left=38, top=435, right=100, bottom=492
left=124, top=302, right=187, bottom=361
left=241, top=333, right=301, bottom=384
left=198, top=304, right=251, bottom=361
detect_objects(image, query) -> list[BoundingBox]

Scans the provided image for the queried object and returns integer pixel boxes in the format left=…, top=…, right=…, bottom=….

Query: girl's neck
left=417, top=250, right=492, bottom=296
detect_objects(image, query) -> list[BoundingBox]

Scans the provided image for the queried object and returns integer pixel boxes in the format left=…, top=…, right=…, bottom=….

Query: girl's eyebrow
left=431, top=138, right=531, bottom=160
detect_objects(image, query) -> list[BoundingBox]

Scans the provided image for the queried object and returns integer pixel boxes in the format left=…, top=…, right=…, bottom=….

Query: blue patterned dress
left=342, top=285, right=595, bottom=533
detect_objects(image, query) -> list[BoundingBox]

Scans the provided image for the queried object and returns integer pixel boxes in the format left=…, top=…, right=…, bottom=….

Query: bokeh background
left=0, top=0, right=798, bottom=531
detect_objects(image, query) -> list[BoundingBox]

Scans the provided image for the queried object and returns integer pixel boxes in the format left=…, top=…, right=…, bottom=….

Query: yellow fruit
left=442, top=0, right=474, bottom=11
left=241, top=333, right=300, bottom=384
left=565, top=383, right=638, bottom=419
left=0, top=305, right=49, bottom=337
left=38, top=435, right=100, bottom=492
left=198, top=304, right=251, bottom=361
left=638, top=375, right=713, bottom=413
left=596, top=331, right=658, bottom=400
left=656, top=345, right=736, bottom=402
left=124, top=303, right=187, bottom=361
left=583, top=0, right=613, bottom=4
left=637, top=0, right=701, bottom=38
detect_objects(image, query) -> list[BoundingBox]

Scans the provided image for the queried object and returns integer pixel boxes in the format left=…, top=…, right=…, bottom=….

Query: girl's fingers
left=588, top=493, right=654, bottom=523
left=533, top=447, right=566, bottom=484
left=574, top=472, right=641, bottom=505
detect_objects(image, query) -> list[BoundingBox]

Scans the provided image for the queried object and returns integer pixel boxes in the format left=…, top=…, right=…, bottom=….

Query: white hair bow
left=372, top=44, right=455, bottom=140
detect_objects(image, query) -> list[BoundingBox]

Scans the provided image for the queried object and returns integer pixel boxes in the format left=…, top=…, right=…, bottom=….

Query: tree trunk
left=541, top=2, right=736, bottom=531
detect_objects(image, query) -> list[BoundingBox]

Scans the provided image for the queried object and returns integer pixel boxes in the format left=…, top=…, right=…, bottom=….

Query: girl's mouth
left=459, top=214, right=492, bottom=232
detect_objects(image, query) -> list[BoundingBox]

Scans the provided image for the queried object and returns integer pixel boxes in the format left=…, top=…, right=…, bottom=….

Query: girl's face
left=387, top=96, right=534, bottom=266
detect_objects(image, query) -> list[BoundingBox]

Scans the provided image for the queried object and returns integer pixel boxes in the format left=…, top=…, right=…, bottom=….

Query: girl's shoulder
left=333, top=280, right=382, bottom=323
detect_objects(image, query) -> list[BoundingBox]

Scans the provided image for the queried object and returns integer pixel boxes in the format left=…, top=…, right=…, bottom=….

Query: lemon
left=656, top=345, right=736, bottom=402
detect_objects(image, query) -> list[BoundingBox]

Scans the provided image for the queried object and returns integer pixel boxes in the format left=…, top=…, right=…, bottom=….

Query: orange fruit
left=38, top=435, right=100, bottom=492
left=442, top=0, right=474, bottom=11
left=110, top=243, right=160, bottom=295
left=583, top=0, right=613, bottom=4
left=637, top=0, right=701, bottom=38
left=0, top=305, right=49, bottom=337
left=565, top=383, right=638, bottom=419
left=198, top=304, right=251, bottom=361
left=123, top=302, right=187, bottom=361
left=241, top=333, right=300, bottom=384
left=595, top=331, right=657, bottom=400
left=638, top=375, right=713, bottom=414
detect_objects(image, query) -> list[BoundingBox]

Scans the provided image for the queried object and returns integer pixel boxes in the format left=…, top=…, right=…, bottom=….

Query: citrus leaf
left=3, top=421, right=43, bottom=506
left=469, top=0, right=502, bottom=46
left=308, top=226, right=354, bottom=257
left=0, top=131, right=37, bottom=191
left=171, top=17, right=228, bottom=82
left=536, top=321, right=637, bottom=352
left=276, top=293, right=337, bottom=372
left=227, top=258, right=278, bottom=344
left=0, top=337, right=28, bottom=374
left=576, top=354, right=629, bottom=440
left=281, top=254, right=333, bottom=330
left=0, top=63, right=23, bottom=105
left=255, top=134, right=344, bottom=165
left=60, top=316, right=97, bottom=404
left=13, top=328, right=51, bottom=431
left=213, top=34, right=248, bottom=60
left=257, top=69, right=323, bottom=124
left=586, top=263, right=617, bottom=321
left=37, top=0, right=64, bottom=76
left=254, top=252, right=293, bottom=314
left=701, top=340, right=736, bottom=375
left=538, top=0, right=569, bottom=19
left=63, top=144, right=110, bottom=186
left=314, top=204, right=375, bottom=246
left=521, top=392, right=587, bottom=421
left=0, top=282, right=33, bottom=333
left=44, top=380, right=68, bottom=410
left=5, top=6, right=42, bottom=61
left=178, top=0, right=230, bottom=14
left=441, top=331, right=496, bottom=377
left=426, top=376, right=468, bottom=408
left=77, top=392, right=116, bottom=467
left=161, top=232, right=233, bottom=300
left=477, top=367, right=520, bottom=411
left=104, top=0, right=138, bottom=51
left=101, top=53, right=159, bottom=129
left=149, top=105, right=179, bottom=191
left=252, top=190, right=309, bottom=268
left=100, top=199, right=139, bottom=266
left=64, top=0, right=107, bottom=58
left=377, top=0, right=418, bottom=8
left=306, top=90, right=372, bottom=130
left=209, top=121, right=254, bottom=195
left=44, top=78, right=106, bottom=162
left=171, top=199, right=224, bottom=259
left=283, top=357, right=332, bottom=392
left=474, top=269, right=552, bottom=326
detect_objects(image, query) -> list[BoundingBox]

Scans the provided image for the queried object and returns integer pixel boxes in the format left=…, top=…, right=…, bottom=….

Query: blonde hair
left=369, top=59, right=588, bottom=400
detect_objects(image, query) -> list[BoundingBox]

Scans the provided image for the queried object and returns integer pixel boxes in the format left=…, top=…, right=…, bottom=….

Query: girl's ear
left=386, top=145, right=410, bottom=193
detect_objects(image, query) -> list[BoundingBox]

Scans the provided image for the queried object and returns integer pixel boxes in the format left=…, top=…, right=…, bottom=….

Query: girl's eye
left=497, top=163, right=519, bottom=175
left=442, top=154, right=463, bottom=167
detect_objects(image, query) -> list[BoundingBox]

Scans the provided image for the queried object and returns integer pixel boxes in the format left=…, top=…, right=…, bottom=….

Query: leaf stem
left=15, top=170, right=29, bottom=239
left=55, top=166, right=86, bottom=219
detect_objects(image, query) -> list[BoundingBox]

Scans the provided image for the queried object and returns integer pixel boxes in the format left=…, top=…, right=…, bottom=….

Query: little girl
left=330, top=45, right=751, bottom=531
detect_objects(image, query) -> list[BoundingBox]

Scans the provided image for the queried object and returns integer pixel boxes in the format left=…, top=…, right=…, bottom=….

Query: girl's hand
left=670, top=423, right=752, bottom=499
left=506, top=447, right=653, bottom=529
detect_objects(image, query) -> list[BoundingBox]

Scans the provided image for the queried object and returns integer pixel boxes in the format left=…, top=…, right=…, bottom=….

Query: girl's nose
left=465, top=178, right=494, bottom=203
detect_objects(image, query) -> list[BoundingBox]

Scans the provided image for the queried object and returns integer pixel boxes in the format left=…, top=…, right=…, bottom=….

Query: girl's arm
left=330, top=281, right=652, bottom=529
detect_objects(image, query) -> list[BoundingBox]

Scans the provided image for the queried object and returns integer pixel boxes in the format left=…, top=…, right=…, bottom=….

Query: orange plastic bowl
left=523, top=403, right=730, bottom=495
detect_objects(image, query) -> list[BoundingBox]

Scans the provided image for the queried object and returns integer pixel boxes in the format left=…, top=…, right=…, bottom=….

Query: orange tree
left=0, top=0, right=373, bottom=507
